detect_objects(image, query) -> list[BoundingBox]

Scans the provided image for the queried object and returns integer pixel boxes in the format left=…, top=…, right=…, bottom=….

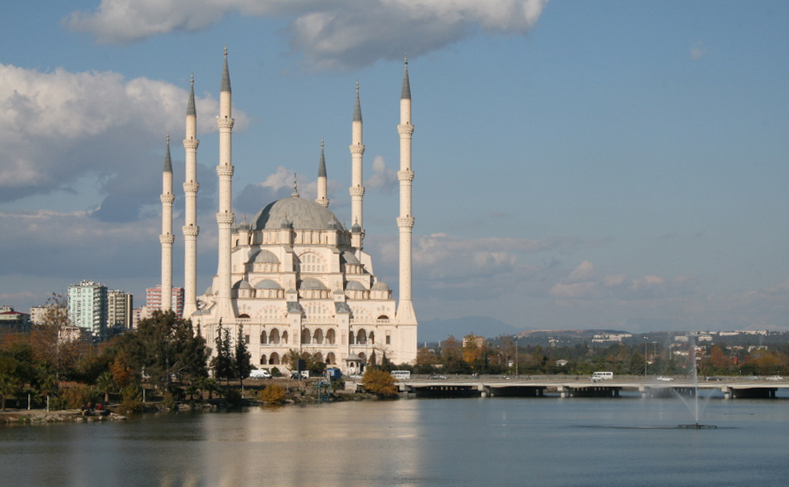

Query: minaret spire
left=183, top=73, right=200, bottom=318
left=160, top=135, right=175, bottom=312
left=215, top=47, right=236, bottom=323
left=396, top=55, right=416, bottom=326
left=316, top=139, right=329, bottom=207
left=349, top=80, right=365, bottom=248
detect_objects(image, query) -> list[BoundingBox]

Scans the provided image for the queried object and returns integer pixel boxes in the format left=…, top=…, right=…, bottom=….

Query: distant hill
left=418, top=316, right=521, bottom=344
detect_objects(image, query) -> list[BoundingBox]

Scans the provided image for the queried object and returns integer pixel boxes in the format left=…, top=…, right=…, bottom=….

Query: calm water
left=1, top=395, right=788, bottom=486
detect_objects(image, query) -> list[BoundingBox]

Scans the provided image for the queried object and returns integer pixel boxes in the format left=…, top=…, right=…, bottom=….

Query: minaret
left=316, top=140, right=329, bottom=208
left=160, top=135, right=175, bottom=312
left=396, top=57, right=416, bottom=323
left=349, top=81, right=365, bottom=249
left=215, top=47, right=236, bottom=323
left=182, top=74, right=200, bottom=318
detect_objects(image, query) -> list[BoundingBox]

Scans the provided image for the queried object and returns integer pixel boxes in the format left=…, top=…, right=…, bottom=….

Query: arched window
left=314, top=328, right=324, bottom=345
left=260, top=331, right=267, bottom=345
left=313, top=352, right=323, bottom=363
left=326, top=329, right=336, bottom=345
left=349, top=332, right=355, bottom=345
left=369, top=331, right=375, bottom=345
left=270, top=328, right=280, bottom=345
left=260, top=354, right=267, bottom=365
left=269, top=352, right=280, bottom=365
left=358, top=352, right=366, bottom=362
left=282, top=331, right=289, bottom=345
left=301, top=328, right=311, bottom=345
left=326, top=352, right=336, bottom=365
left=357, top=329, right=367, bottom=345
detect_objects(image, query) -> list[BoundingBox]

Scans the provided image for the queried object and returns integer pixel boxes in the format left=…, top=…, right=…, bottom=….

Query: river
left=1, top=395, right=788, bottom=486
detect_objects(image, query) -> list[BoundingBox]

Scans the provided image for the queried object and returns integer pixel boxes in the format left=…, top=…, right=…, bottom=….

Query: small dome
left=300, top=277, right=328, bottom=290
left=341, top=251, right=359, bottom=265
left=254, top=279, right=282, bottom=290
left=346, top=281, right=366, bottom=291
left=371, top=281, right=390, bottom=292
left=232, top=279, right=252, bottom=290
left=253, top=249, right=280, bottom=264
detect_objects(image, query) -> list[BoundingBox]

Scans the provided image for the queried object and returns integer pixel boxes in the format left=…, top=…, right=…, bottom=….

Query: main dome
left=252, top=195, right=346, bottom=231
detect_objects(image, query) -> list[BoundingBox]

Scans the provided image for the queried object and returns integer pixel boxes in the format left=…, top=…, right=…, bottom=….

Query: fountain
left=676, top=335, right=717, bottom=429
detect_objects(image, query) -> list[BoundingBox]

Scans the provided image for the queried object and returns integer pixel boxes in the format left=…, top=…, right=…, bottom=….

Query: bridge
left=392, top=376, right=789, bottom=400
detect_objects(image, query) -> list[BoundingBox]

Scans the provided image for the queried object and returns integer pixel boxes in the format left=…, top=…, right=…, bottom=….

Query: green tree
left=235, top=325, right=252, bottom=388
left=0, top=373, right=21, bottom=410
left=210, top=320, right=233, bottom=385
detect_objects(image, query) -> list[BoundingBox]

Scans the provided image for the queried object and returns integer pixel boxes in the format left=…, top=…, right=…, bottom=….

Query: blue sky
left=1, top=0, right=788, bottom=333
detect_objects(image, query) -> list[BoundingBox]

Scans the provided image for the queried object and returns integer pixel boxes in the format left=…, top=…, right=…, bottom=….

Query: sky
left=1, top=0, right=788, bottom=333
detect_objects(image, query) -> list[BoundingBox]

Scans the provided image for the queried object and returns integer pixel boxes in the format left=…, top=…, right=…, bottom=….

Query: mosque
left=157, top=50, right=418, bottom=373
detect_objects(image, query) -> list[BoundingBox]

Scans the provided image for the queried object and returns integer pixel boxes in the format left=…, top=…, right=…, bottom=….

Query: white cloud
left=65, top=0, right=549, bottom=69
left=365, top=156, right=398, bottom=193
left=0, top=63, right=248, bottom=208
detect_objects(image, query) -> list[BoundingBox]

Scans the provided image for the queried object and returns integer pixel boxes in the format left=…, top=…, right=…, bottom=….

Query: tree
left=235, top=325, right=252, bottom=388
left=210, top=320, right=233, bottom=385
left=259, top=384, right=286, bottom=405
left=95, top=371, right=115, bottom=404
left=0, top=373, right=21, bottom=410
left=361, top=368, right=398, bottom=398
left=123, top=311, right=209, bottom=391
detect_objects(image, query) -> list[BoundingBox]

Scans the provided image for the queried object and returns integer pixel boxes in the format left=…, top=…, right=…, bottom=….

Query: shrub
left=224, top=388, right=243, bottom=406
left=259, top=384, right=287, bottom=405
left=270, top=367, right=282, bottom=378
left=59, top=384, right=96, bottom=409
left=361, top=369, right=399, bottom=398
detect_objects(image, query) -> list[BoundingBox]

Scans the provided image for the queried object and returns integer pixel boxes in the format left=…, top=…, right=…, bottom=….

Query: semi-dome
left=300, top=277, right=328, bottom=290
left=232, top=279, right=252, bottom=290
left=254, top=279, right=282, bottom=290
left=340, top=251, right=359, bottom=265
left=252, top=196, right=347, bottom=231
left=346, top=281, right=366, bottom=291
left=252, top=249, right=280, bottom=264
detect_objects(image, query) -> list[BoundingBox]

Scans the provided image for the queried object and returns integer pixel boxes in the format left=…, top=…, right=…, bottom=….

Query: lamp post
left=644, top=337, right=648, bottom=377
left=515, top=336, right=519, bottom=379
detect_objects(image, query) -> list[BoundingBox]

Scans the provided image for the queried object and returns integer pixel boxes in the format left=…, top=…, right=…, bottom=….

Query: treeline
left=407, top=334, right=789, bottom=377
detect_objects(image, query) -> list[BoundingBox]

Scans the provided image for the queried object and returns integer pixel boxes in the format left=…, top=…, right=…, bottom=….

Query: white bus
left=590, top=371, right=613, bottom=382
left=391, top=370, right=411, bottom=380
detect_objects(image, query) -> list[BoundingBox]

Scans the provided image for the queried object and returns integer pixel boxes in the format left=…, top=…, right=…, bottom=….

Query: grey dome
left=252, top=196, right=346, bottom=231
left=371, top=281, right=390, bottom=292
left=300, top=277, right=328, bottom=290
left=255, top=279, right=282, bottom=290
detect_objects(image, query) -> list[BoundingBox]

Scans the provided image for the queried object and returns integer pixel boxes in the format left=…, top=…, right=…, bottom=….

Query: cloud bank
left=0, top=63, right=248, bottom=220
left=65, top=0, right=549, bottom=70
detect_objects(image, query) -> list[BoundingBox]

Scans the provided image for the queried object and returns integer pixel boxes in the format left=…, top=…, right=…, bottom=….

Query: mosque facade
left=158, top=50, right=418, bottom=373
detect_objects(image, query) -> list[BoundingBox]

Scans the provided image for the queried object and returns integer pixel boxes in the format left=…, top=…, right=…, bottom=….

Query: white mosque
left=158, top=50, right=418, bottom=373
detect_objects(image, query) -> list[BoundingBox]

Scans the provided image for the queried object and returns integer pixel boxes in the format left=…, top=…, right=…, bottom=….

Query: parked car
left=705, top=376, right=722, bottom=381
left=766, top=375, right=784, bottom=381
left=656, top=376, right=674, bottom=382
left=429, top=375, right=447, bottom=380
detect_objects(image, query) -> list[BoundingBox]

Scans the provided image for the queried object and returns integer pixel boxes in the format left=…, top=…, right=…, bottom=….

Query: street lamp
left=644, top=337, right=648, bottom=377
left=515, top=336, right=519, bottom=378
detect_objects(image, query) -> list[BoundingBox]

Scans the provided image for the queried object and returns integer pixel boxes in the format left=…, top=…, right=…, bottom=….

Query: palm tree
left=95, top=371, right=115, bottom=405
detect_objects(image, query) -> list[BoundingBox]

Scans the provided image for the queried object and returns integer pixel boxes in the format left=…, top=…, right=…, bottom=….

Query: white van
left=391, top=370, right=411, bottom=380
left=249, top=369, right=272, bottom=379
left=590, top=371, right=613, bottom=382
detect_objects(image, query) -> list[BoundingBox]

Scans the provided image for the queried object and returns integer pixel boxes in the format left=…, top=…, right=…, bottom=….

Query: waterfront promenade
left=394, top=375, right=789, bottom=399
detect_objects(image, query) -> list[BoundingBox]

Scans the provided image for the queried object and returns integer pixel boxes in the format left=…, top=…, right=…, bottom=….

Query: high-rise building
left=107, top=290, right=133, bottom=329
left=67, top=280, right=108, bottom=340
left=146, top=286, right=184, bottom=317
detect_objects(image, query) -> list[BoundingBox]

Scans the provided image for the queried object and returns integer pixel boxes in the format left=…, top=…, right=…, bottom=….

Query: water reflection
left=2, top=398, right=789, bottom=486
